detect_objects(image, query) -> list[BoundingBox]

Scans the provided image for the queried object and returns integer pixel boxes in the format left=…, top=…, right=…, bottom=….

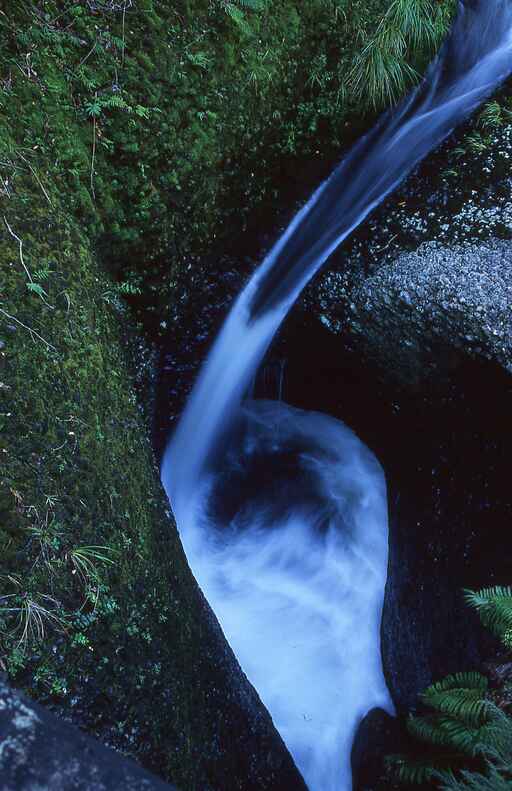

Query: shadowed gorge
left=3, top=1, right=512, bottom=789
left=162, top=2, right=512, bottom=788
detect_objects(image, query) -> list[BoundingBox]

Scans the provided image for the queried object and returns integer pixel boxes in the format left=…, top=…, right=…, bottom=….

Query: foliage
left=387, top=587, right=512, bottom=788
left=439, top=708, right=512, bottom=790
left=347, top=0, right=452, bottom=109
left=387, top=673, right=497, bottom=786
left=464, top=587, right=512, bottom=648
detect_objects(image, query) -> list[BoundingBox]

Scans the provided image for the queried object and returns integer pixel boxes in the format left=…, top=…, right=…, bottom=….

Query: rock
left=351, top=708, right=405, bottom=791
left=342, top=239, right=512, bottom=388
left=0, top=676, right=177, bottom=791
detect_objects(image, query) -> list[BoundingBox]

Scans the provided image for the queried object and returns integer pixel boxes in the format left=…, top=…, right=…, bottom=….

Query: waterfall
left=162, top=3, right=512, bottom=789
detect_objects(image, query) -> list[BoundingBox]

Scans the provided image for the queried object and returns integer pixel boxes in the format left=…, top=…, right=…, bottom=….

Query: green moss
left=0, top=0, right=454, bottom=334
left=0, top=176, right=285, bottom=787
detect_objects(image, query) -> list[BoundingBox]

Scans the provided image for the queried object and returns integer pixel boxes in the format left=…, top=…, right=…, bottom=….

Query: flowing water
left=162, top=3, right=512, bottom=788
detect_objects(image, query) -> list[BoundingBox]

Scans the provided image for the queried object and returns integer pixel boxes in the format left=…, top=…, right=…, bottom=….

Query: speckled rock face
left=301, top=114, right=512, bottom=393
left=0, top=677, right=176, bottom=791
left=343, top=239, right=512, bottom=386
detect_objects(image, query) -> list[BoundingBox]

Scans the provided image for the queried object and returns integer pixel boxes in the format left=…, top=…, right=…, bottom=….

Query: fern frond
left=437, top=716, right=505, bottom=757
left=422, top=690, right=489, bottom=728
left=224, top=3, right=251, bottom=32
left=465, top=587, right=512, bottom=641
left=407, top=709, right=499, bottom=756
left=465, top=586, right=512, bottom=609
left=387, top=751, right=465, bottom=786
left=104, top=94, right=131, bottom=111
left=440, top=763, right=512, bottom=791
left=407, top=714, right=455, bottom=747
left=439, top=721, right=512, bottom=791
left=236, top=0, right=264, bottom=8
left=424, top=672, right=489, bottom=696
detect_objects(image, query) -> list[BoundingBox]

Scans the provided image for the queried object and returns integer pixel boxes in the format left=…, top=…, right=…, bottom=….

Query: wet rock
left=344, top=239, right=512, bottom=387
left=351, top=708, right=405, bottom=791
left=0, top=676, right=177, bottom=791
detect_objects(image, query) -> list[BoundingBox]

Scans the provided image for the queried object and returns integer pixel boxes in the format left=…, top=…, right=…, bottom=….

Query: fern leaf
left=236, top=0, right=264, bottom=8
left=422, top=690, right=489, bottom=727
left=407, top=714, right=454, bottom=747
left=387, top=751, right=467, bottom=786
left=424, top=673, right=489, bottom=696
left=224, top=3, right=250, bottom=32
left=465, top=587, right=512, bottom=640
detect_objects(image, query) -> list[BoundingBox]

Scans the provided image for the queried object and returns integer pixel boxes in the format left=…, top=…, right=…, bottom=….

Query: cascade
left=162, top=3, right=512, bottom=788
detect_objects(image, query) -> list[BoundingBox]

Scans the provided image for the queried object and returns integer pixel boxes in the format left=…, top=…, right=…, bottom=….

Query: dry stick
left=18, top=153, right=53, bottom=207
left=0, top=176, right=12, bottom=199
left=3, top=216, right=55, bottom=309
left=0, top=307, right=57, bottom=351
left=90, top=114, right=96, bottom=200
left=3, top=216, right=33, bottom=282
left=122, top=0, right=127, bottom=67
left=77, top=39, right=98, bottom=70
left=376, top=233, right=398, bottom=253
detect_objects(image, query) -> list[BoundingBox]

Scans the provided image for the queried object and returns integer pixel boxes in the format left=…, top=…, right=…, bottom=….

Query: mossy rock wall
left=0, top=0, right=454, bottom=332
left=0, top=172, right=309, bottom=787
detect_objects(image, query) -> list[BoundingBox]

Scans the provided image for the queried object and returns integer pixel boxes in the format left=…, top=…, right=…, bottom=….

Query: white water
left=174, top=400, right=391, bottom=788
left=162, top=3, right=512, bottom=789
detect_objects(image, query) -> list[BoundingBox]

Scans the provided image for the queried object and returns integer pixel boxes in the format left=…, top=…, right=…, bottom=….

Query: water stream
left=162, top=3, right=512, bottom=788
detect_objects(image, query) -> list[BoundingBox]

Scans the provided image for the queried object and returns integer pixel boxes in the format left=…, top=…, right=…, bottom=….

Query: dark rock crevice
left=154, top=100, right=512, bottom=791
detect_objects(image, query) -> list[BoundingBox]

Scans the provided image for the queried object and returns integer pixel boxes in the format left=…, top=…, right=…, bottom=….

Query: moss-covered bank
left=0, top=0, right=454, bottom=332
left=0, top=172, right=312, bottom=788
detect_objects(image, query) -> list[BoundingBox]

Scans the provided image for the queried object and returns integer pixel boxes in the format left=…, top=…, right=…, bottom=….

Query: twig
left=3, top=216, right=55, bottom=309
left=18, top=153, right=53, bottom=206
left=122, top=0, right=127, bottom=66
left=77, top=40, right=98, bottom=70
left=90, top=113, right=96, bottom=200
left=376, top=233, right=398, bottom=253
left=3, top=216, right=33, bottom=282
left=0, top=176, right=12, bottom=198
left=0, top=307, right=56, bottom=351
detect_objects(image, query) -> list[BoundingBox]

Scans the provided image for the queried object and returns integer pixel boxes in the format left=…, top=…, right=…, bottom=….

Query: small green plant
left=465, top=132, right=490, bottom=155
left=388, top=586, right=512, bottom=787
left=0, top=575, right=67, bottom=651
left=63, top=544, right=116, bottom=612
left=216, top=0, right=265, bottom=33
left=478, top=100, right=504, bottom=130
left=25, top=511, right=64, bottom=571
left=346, top=0, right=449, bottom=108
left=464, top=587, right=512, bottom=649
left=67, top=545, right=116, bottom=588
